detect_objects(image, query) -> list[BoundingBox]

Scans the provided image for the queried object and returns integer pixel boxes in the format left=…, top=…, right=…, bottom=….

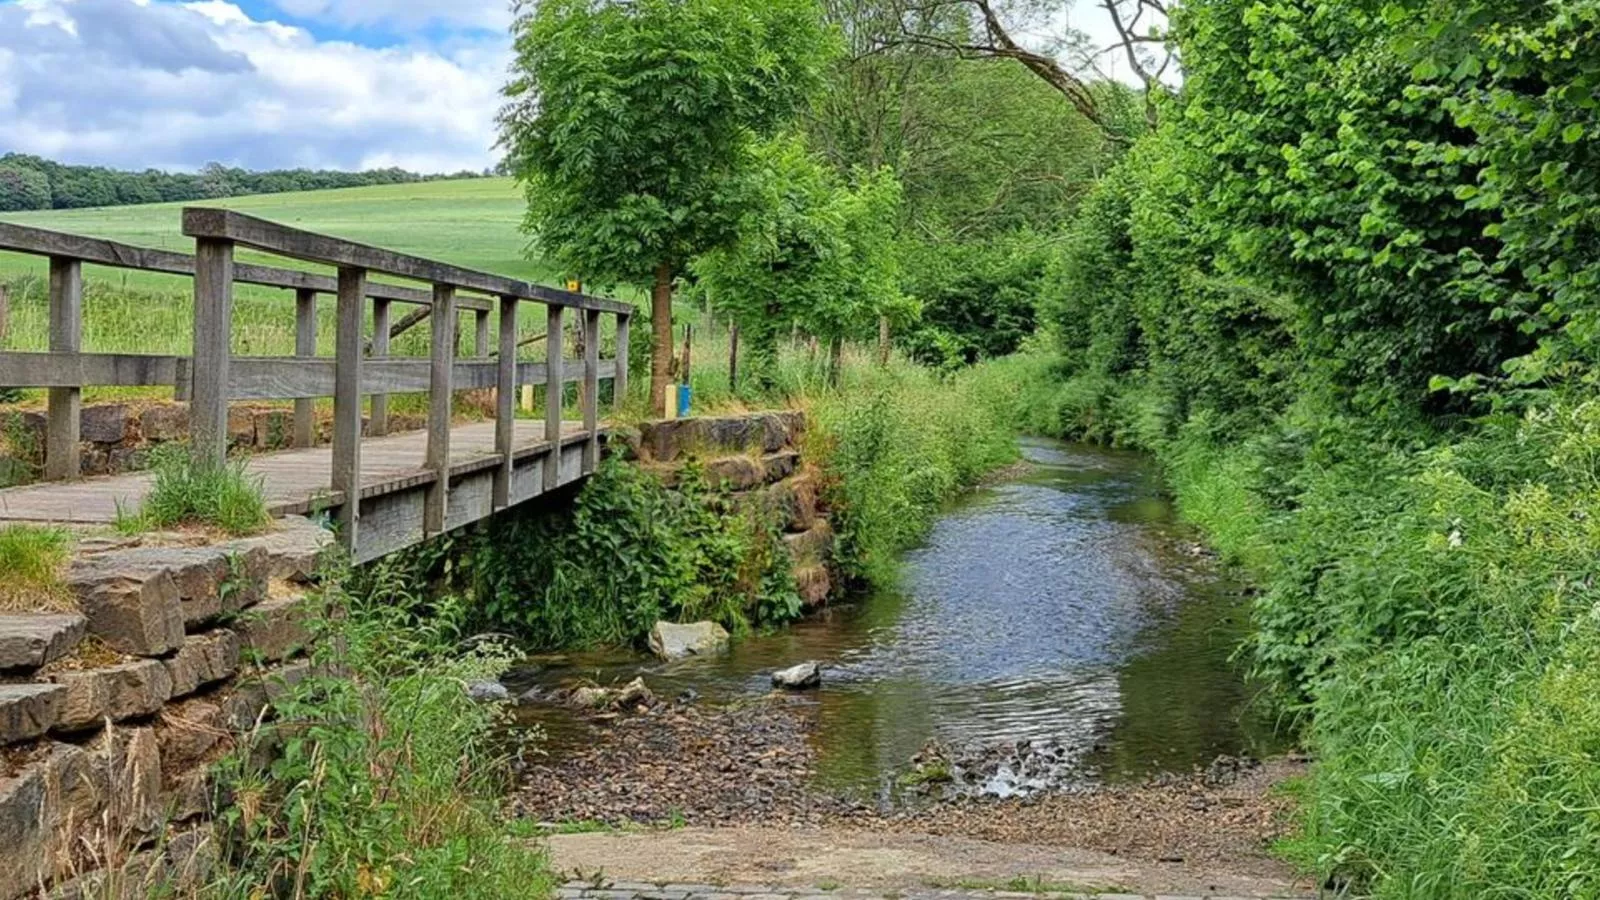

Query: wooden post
left=293, top=288, right=317, bottom=448
left=544, top=304, right=564, bottom=491
left=333, top=266, right=367, bottom=549
left=44, top=258, right=83, bottom=480
left=582, top=308, right=600, bottom=473
left=729, top=324, right=739, bottom=392
left=475, top=308, right=491, bottom=358
left=614, top=313, right=629, bottom=413
left=494, top=295, right=517, bottom=508
left=368, top=298, right=390, bottom=437
left=425, top=284, right=456, bottom=534
left=190, top=240, right=233, bottom=471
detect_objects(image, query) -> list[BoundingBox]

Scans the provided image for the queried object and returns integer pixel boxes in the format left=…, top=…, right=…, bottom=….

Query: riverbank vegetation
left=1006, top=0, right=1600, bottom=894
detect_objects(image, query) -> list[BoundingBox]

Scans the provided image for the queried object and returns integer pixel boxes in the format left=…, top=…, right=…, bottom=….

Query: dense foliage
left=0, top=153, right=481, bottom=212
left=1029, top=0, right=1600, bottom=894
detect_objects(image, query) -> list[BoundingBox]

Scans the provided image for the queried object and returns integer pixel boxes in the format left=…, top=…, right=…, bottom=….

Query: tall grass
left=114, top=444, right=270, bottom=536
left=0, top=523, right=72, bottom=611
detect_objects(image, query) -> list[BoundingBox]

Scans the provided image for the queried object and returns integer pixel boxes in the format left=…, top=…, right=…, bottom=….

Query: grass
left=112, top=444, right=270, bottom=536
left=0, top=523, right=72, bottom=611
left=923, top=875, right=1130, bottom=895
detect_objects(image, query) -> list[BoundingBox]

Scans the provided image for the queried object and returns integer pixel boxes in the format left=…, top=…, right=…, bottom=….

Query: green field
left=0, top=178, right=654, bottom=364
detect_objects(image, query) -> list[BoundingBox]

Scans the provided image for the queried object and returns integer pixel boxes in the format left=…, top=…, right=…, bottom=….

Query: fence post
left=369, top=298, right=390, bottom=437
left=0, top=284, right=10, bottom=346
left=582, top=308, right=600, bottom=473
left=425, top=284, right=456, bottom=534
left=614, top=312, right=629, bottom=413
left=44, top=258, right=83, bottom=480
left=190, top=240, right=233, bottom=471
left=294, top=288, right=317, bottom=448
left=729, top=324, right=739, bottom=393
left=494, top=295, right=518, bottom=508
left=544, top=304, right=564, bottom=491
left=333, top=266, right=367, bottom=550
left=475, top=308, right=491, bottom=359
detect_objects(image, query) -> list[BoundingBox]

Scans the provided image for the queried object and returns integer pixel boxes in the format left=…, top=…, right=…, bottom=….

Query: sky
left=0, top=0, right=1156, bottom=175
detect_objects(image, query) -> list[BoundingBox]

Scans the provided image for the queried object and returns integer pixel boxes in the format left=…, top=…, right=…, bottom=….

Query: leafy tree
left=0, top=162, right=50, bottom=211
left=692, top=138, right=908, bottom=388
left=499, top=0, right=835, bottom=411
left=900, top=235, right=1046, bottom=369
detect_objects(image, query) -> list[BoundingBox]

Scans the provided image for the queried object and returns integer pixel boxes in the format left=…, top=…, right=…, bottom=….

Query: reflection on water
left=508, top=438, right=1284, bottom=794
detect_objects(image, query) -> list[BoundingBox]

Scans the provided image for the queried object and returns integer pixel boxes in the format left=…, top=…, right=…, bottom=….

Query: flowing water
left=508, top=438, right=1285, bottom=797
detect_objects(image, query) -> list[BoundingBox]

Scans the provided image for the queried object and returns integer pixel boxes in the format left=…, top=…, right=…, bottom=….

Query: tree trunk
left=650, top=262, right=674, bottom=416
left=828, top=336, right=843, bottom=388
left=877, top=315, right=890, bottom=366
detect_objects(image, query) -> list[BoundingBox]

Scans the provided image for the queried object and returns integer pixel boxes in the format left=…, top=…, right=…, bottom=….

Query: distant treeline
left=0, top=153, right=498, bottom=212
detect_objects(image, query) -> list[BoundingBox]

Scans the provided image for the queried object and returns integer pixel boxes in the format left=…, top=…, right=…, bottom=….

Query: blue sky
left=0, top=0, right=518, bottom=173
left=0, top=0, right=1152, bottom=175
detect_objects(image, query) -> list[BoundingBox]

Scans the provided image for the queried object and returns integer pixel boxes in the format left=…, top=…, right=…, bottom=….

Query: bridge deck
left=0, top=419, right=590, bottom=527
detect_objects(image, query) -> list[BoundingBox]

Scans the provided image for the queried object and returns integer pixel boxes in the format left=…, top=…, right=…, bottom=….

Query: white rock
left=647, top=621, right=730, bottom=660
left=771, top=661, right=822, bottom=690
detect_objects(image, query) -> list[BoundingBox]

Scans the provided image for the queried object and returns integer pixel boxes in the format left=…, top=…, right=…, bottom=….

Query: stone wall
left=0, top=401, right=424, bottom=486
left=0, top=517, right=331, bottom=899
left=621, top=410, right=838, bottom=609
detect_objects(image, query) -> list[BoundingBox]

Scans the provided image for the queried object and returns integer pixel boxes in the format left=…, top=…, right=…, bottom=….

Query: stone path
left=557, top=880, right=1307, bottom=900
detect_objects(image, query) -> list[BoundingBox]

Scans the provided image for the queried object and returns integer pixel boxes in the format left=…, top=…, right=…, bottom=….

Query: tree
left=693, top=138, right=909, bottom=389
left=500, top=0, right=835, bottom=412
left=0, top=163, right=50, bottom=211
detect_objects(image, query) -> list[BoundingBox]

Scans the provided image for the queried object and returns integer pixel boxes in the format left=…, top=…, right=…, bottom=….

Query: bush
left=210, top=568, right=550, bottom=898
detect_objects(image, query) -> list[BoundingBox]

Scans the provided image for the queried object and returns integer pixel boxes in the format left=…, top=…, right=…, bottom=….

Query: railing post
left=475, top=308, right=491, bottom=358
left=544, top=304, right=564, bottom=491
left=425, top=284, right=456, bottom=534
left=369, top=298, right=390, bottom=437
left=44, top=257, right=83, bottom=480
left=333, top=266, right=367, bottom=550
left=190, top=240, right=233, bottom=470
left=494, top=295, right=517, bottom=508
left=293, top=288, right=317, bottom=448
left=582, top=309, right=600, bottom=473
left=613, top=312, right=629, bottom=413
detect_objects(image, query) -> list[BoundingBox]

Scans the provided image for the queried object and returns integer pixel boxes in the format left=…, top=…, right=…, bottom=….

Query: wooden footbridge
left=0, top=210, right=632, bottom=563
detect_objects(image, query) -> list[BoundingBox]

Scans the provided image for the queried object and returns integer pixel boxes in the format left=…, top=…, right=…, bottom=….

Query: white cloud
left=0, top=0, right=509, bottom=173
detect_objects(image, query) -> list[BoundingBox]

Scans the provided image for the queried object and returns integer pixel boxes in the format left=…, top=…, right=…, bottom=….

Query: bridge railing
left=0, top=211, right=632, bottom=550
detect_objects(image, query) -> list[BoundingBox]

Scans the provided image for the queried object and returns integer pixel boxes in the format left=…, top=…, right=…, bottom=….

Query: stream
left=507, top=438, right=1285, bottom=800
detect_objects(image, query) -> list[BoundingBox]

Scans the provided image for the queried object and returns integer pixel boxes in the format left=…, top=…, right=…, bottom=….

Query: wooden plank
left=495, top=295, right=517, bottom=508
left=216, top=357, right=609, bottom=401
left=181, top=208, right=632, bottom=316
left=0, top=352, right=180, bottom=388
left=583, top=309, right=600, bottom=473
left=424, top=284, right=455, bottom=534
left=0, top=221, right=494, bottom=310
left=544, top=304, right=563, bottom=491
left=333, top=266, right=366, bottom=548
left=614, top=313, right=630, bottom=412
left=45, top=257, right=82, bottom=481
left=190, top=240, right=232, bottom=469
left=369, top=298, right=391, bottom=437
left=293, top=288, right=317, bottom=448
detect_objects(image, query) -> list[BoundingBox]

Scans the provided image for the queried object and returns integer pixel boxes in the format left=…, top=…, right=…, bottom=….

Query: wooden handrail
left=180, top=208, right=632, bottom=316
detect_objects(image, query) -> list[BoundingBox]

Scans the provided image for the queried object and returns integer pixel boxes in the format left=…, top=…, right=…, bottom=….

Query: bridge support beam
left=425, top=284, right=456, bottom=534
left=333, top=266, right=367, bottom=548
left=544, top=304, right=563, bottom=491
left=494, top=295, right=517, bottom=509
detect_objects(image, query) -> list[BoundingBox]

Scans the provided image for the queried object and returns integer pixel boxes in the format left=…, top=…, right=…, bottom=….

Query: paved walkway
left=557, top=880, right=1307, bottom=900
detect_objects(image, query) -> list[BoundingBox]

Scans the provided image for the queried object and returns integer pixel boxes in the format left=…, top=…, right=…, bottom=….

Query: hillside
left=0, top=177, right=561, bottom=289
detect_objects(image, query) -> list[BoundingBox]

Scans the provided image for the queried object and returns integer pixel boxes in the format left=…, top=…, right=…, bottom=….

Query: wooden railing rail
left=179, top=207, right=631, bottom=548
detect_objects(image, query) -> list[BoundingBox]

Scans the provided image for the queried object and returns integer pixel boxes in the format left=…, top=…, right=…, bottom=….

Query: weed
left=0, top=523, right=72, bottom=611
left=112, top=444, right=269, bottom=536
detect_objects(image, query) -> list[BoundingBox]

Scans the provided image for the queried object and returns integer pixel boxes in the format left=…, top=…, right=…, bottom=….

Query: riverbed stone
left=49, top=659, right=173, bottom=730
left=0, top=614, right=87, bottom=671
left=67, top=557, right=184, bottom=657
left=771, top=662, right=822, bottom=690
left=0, top=684, right=65, bottom=744
left=648, top=621, right=730, bottom=660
